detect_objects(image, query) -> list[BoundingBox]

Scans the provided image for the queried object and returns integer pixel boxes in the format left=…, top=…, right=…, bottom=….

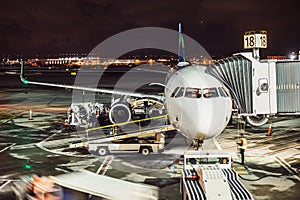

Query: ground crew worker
left=237, top=133, right=247, bottom=165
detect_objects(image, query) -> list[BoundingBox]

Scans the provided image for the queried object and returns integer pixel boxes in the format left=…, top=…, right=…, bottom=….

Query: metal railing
left=83, top=115, right=172, bottom=143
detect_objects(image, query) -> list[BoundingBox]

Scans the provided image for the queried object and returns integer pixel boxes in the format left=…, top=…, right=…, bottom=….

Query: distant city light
left=147, top=59, right=154, bottom=65
left=1, top=54, right=216, bottom=68
left=289, top=52, right=296, bottom=60
left=134, top=59, right=141, bottom=65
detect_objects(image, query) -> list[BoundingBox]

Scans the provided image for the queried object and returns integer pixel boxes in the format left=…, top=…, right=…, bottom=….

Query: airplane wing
left=136, top=67, right=168, bottom=74
left=20, top=63, right=164, bottom=101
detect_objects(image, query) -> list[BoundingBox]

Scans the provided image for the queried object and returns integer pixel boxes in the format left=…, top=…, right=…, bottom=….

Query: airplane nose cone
left=196, top=98, right=232, bottom=140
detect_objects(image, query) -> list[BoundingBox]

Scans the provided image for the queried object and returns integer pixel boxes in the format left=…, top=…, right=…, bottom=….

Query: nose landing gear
left=193, top=139, right=203, bottom=150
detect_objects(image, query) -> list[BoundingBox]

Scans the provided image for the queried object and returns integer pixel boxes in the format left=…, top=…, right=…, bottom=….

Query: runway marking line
left=218, top=129, right=290, bottom=144
left=222, top=133, right=300, bottom=151
left=246, top=138, right=299, bottom=153
left=36, top=135, right=91, bottom=158
left=97, top=156, right=114, bottom=175
left=0, top=143, right=16, bottom=153
left=0, top=180, right=12, bottom=190
left=275, top=156, right=300, bottom=181
left=0, top=111, right=16, bottom=125
left=214, top=138, right=222, bottom=150
left=262, top=144, right=299, bottom=156
left=290, top=152, right=300, bottom=158
left=232, top=165, right=250, bottom=175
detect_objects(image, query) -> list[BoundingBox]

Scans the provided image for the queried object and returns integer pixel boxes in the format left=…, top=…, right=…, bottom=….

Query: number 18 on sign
left=244, top=30, right=267, bottom=49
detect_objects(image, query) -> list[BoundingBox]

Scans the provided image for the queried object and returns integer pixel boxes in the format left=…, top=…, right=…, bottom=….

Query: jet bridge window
left=203, top=88, right=219, bottom=98
left=185, top=88, right=201, bottom=98
left=259, top=78, right=269, bottom=93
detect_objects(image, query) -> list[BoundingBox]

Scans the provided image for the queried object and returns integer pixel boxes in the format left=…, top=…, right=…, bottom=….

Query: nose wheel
left=193, top=139, right=203, bottom=150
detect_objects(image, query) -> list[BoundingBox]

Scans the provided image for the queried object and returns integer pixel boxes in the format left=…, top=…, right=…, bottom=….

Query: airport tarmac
left=0, top=76, right=299, bottom=199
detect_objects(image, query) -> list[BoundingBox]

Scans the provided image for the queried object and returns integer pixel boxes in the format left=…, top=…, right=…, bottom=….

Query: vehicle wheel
left=97, top=147, right=108, bottom=156
left=140, top=147, right=150, bottom=156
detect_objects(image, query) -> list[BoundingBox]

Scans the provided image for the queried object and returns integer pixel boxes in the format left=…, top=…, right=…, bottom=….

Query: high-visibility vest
left=239, top=138, right=247, bottom=149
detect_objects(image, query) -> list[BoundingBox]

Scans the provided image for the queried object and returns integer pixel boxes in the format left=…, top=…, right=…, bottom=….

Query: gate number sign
left=244, top=31, right=267, bottom=49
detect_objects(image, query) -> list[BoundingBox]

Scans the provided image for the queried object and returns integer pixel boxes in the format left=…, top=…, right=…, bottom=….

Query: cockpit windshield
left=175, top=87, right=185, bottom=98
left=185, top=88, right=201, bottom=98
left=203, top=88, right=219, bottom=98
left=218, top=87, right=228, bottom=97
left=171, top=87, right=225, bottom=99
left=170, top=87, right=180, bottom=97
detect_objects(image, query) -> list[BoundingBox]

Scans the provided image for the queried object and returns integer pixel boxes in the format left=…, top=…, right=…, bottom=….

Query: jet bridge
left=207, top=52, right=300, bottom=126
left=276, top=61, right=300, bottom=113
left=207, top=54, right=254, bottom=115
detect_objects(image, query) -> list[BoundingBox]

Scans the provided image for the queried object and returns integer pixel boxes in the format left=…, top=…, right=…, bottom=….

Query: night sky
left=0, top=0, right=299, bottom=58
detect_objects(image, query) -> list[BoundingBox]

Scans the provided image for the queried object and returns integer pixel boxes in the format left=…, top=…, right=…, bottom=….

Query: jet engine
left=109, top=102, right=132, bottom=124
left=245, top=115, right=269, bottom=127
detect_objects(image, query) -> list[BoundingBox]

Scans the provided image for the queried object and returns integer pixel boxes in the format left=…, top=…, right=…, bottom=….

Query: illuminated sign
left=244, top=30, right=267, bottom=49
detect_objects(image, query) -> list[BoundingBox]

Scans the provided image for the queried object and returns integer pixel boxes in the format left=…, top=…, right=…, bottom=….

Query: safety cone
left=29, top=109, right=33, bottom=120
left=267, top=122, right=272, bottom=136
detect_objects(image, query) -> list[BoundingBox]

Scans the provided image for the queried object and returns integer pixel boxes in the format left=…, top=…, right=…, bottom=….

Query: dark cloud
left=0, top=0, right=299, bottom=58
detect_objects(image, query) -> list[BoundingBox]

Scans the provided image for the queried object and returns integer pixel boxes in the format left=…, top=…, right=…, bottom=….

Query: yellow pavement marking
left=0, top=111, right=16, bottom=125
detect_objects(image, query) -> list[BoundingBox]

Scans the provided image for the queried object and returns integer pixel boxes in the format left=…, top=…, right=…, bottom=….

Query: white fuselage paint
left=165, top=64, right=232, bottom=140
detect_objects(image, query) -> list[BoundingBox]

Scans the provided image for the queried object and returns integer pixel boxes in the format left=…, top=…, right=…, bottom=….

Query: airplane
left=20, top=24, right=232, bottom=148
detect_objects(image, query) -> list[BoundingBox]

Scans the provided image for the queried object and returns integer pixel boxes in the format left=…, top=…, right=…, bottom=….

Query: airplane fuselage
left=165, top=64, right=232, bottom=140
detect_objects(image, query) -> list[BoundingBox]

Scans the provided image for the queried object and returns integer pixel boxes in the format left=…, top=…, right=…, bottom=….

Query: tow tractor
left=180, top=150, right=253, bottom=200
left=88, top=131, right=165, bottom=156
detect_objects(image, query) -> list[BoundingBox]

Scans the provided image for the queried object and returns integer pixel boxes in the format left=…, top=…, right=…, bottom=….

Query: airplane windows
left=218, top=87, right=228, bottom=97
left=185, top=88, right=201, bottom=98
left=175, top=87, right=185, bottom=98
left=203, top=88, right=219, bottom=98
left=170, top=87, right=180, bottom=97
